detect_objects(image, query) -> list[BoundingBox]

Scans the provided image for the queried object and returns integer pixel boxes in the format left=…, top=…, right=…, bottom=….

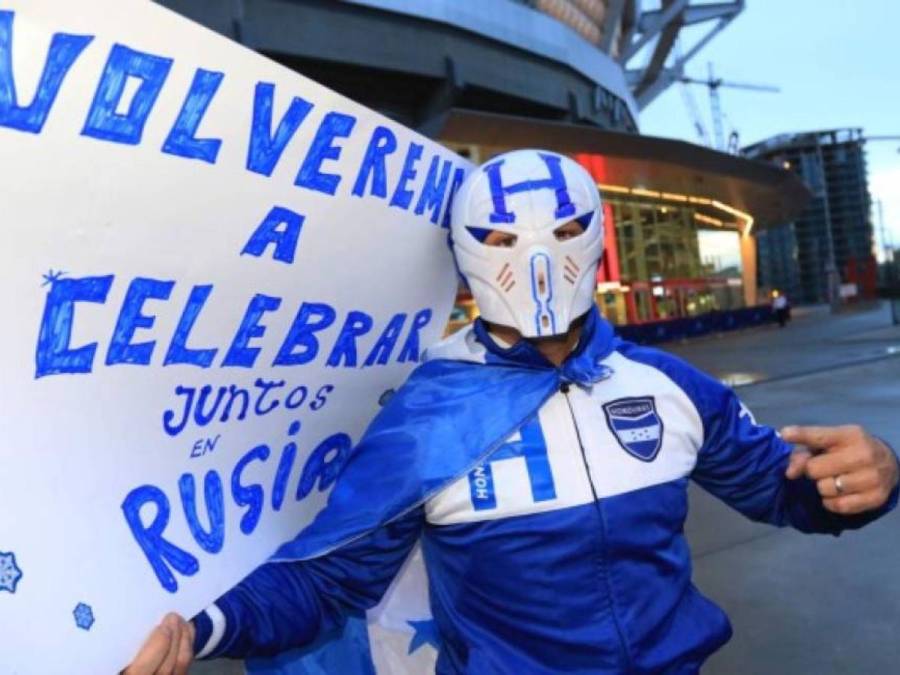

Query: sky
left=639, top=0, right=900, bottom=254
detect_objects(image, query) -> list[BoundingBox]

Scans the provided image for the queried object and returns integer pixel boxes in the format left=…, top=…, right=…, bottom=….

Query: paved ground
left=194, top=302, right=900, bottom=674
left=668, top=302, right=900, bottom=674
left=665, top=301, right=900, bottom=386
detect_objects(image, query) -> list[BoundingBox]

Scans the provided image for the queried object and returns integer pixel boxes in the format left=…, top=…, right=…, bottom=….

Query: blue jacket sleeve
left=683, top=362, right=898, bottom=534
left=616, top=342, right=897, bottom=534
left=192, top=506, right=424, bottom=659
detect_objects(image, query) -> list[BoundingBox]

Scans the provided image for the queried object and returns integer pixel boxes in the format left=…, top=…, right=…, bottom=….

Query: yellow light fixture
left=660, top=192, right=689, bottom=202
left=694, top=213, right=725, bottom=227
left=711, top=200, right=754, bottom=236
left=596, top=183, right=631, bottom=194
left=631, top=188, right=663, bottom=199
left=595, top=183, right=755, bottom=235
left=711, top=200, right=747, bottom=219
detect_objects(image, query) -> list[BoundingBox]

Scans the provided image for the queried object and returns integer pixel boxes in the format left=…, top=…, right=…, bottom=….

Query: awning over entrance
left=433, top=109, right=811, bottom=228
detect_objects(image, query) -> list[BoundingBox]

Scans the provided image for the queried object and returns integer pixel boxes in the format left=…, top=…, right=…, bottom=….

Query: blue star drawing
left=0, top=551, right=23, bottom=593
left=41, top=269, right=67, bottom=287
left=407, top=619, right=440, bottom=654
left=73, top=602, right=95, bottom=631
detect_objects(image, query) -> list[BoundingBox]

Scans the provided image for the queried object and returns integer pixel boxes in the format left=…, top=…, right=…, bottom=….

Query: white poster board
left=0, top=2, right=470, bottom=672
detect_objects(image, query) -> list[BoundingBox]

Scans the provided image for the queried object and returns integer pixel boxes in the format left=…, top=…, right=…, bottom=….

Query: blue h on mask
left=483, top=153, right=576, bottom=224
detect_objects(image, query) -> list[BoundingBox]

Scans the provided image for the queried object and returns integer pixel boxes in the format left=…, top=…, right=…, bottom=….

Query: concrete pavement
left=665, top=302, right=900, bottom=386
left=669, top=302, right=900, bottom=674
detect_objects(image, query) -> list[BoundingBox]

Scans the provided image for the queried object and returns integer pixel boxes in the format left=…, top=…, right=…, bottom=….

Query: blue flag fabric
left=248, top=545, right=435, bottom=675
left=246, top=616, right=376, bottom=675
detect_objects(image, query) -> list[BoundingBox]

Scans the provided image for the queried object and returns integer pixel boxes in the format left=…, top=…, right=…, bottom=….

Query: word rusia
left=0, top=10, right=465, bottom=224
left=122, top=419, right=351, bottom=593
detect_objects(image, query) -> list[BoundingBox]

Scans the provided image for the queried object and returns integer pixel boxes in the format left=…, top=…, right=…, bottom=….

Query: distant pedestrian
left=772, top=291, right=790, bottom=327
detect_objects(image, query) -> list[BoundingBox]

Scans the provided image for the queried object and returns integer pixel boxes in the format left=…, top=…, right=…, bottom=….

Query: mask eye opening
left=467, top=227, right=518, bottom=248
left=553, top=213, right=592, bottom=242
left=575, top=212, right=594, bottom=230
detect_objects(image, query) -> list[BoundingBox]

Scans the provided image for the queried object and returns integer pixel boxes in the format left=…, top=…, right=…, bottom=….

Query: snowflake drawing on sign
left=0, top=551, right=23, bottom=593
left=41, top=269, right=67, bottom=287
left=73, top=603, right=95, bottom=631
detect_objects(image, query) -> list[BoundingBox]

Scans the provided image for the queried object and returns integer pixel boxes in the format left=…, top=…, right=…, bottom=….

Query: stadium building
left=160, top=0, right=810, bottom=337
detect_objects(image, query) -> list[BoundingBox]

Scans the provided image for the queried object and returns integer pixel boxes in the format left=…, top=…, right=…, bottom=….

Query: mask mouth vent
left=563, top=256, right=580, bottom=285
left=529, top=252, right=556, bottom=335
left=496, top=263, right=516, bottom=292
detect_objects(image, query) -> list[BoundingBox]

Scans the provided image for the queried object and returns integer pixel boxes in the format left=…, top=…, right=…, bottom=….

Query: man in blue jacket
left=126, top=150, right=899, bottom=675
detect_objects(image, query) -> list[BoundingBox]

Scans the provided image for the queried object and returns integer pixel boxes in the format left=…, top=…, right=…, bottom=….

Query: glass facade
left=605, top=198, right=745, bottom=324
left=609, top=200, right=703, bottom=280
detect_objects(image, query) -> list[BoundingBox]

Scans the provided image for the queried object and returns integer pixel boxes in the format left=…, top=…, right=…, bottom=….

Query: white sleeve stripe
left=195, top=603, right=227, bottom=659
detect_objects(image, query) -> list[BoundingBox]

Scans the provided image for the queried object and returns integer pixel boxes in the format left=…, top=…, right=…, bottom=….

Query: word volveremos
left=0, top=11, right=465, bottom=225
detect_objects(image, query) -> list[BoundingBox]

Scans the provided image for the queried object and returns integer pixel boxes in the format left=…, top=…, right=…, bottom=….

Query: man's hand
left=783, top=425, right=899, bottom=515
left=122, top=613, right=194, bottom=675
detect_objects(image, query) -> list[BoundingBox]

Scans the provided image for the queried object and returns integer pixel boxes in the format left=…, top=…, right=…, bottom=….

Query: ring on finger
left=834, top=474, right=845, bottom=495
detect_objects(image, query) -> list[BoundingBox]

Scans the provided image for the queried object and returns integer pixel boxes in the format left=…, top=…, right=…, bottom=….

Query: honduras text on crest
left=602, top=396, right=663, bottom=461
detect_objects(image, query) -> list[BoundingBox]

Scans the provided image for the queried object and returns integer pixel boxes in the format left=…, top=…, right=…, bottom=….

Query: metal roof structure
left=436, top=109, right=811, bottom=227
left=157, top=0, right=744, bottom=132
left=743, top=128, right=866, bottom=156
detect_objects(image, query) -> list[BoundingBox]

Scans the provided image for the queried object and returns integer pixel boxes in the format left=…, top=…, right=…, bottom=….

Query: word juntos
left=163, top=379, right=334, bottom=437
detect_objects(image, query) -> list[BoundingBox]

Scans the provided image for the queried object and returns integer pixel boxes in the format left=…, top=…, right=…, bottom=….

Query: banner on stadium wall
left=0, top=1, right=470, bottom=672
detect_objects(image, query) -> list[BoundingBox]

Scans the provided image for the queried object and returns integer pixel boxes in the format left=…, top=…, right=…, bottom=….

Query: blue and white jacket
left=192, top=307, right=897, bottom=674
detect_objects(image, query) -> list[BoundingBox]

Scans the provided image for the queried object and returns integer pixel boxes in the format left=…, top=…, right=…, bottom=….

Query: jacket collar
left=472, top=306, right=617, bottom=386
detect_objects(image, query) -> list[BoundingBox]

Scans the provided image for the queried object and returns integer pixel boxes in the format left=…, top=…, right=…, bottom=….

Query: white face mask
left=451, top=149, right=605, bottom=338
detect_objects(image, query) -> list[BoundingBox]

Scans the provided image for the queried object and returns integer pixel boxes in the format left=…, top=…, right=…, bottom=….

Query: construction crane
left=679, top=62, right=780, bottom=152
left=677, top=78, right=710, bottom=147
left=672, top=40, right=710, bottom=147
left=865, top=135, right=900, bottom=153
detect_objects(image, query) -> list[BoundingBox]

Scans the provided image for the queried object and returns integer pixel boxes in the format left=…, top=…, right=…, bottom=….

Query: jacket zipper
left=559, top=382, right=635, bottom=671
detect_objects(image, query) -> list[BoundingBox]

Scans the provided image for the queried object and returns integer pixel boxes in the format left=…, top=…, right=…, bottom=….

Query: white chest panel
left=424, top=351, right=704, bottom=526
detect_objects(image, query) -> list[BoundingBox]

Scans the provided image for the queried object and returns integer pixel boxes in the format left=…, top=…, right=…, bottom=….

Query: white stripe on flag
left=618, top=426, right=660, bottom=443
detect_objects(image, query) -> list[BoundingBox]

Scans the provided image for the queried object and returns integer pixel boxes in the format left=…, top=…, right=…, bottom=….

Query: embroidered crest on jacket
left=602, top=396, right=664, bottom=461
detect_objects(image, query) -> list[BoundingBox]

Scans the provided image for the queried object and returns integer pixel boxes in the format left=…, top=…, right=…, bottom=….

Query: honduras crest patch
left=602, top=396, right=663, bottom=462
